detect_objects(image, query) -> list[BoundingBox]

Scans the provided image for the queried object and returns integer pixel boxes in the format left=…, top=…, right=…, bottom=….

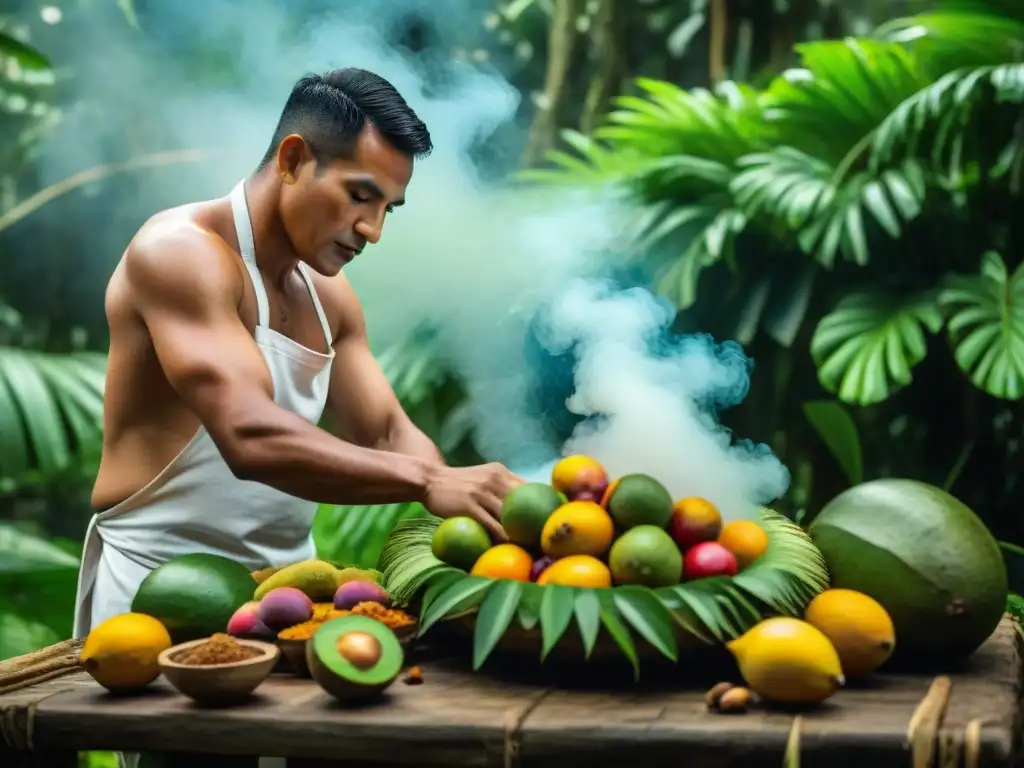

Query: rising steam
left=37, top=0, right=789, bottom=520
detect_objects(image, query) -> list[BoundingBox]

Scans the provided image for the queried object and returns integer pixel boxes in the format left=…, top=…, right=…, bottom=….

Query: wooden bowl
left=277, top=622, right=419, bottom=677
left=158, top=638, right=279, bottom=705
left=277, top=637, right=312, bottom=677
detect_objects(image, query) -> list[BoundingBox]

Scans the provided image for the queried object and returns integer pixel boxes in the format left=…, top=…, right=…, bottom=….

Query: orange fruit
left=536, top=555, right=612, bottom=588
left=540, top=501, right=615, bottom=558
left=551, top=455, right=606, bottom=495
left=718, top=520, right=769, bottom=569
left=470, top=543, right=534, bottom=581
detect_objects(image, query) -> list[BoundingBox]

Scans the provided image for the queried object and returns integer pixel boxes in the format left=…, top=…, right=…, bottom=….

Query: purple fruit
left=334, top=580, right=390, bottom=610
left=530, top=556, right=554, bottom=582
left=258, top=587, right=313, bottom=630
left=227, top=601, right=275, bottom=639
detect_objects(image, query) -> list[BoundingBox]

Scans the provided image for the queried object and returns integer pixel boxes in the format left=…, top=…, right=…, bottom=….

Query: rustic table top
left=1, top=616, right=1021, bottom=768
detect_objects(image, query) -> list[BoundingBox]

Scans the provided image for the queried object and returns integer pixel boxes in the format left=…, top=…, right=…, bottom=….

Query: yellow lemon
left=804, top=589, right=896, bottom=678
left=727, top=617, right=844, bottom=704
left=80, top=612, right=172, bottom=692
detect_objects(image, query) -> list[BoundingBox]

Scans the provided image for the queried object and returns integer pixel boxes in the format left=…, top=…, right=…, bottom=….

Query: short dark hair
left=258, top=68, right=432, bottom=169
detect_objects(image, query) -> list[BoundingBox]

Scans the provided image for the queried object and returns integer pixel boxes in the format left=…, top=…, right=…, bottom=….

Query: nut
left=705, top=681, right=734, bottom=709
left=717, top=686, right=751, bottom=714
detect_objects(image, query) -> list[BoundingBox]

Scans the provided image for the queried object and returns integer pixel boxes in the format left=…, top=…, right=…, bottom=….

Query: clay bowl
left=158, top=638, right=280, bottom=705
left=277, top=623, right=419, bottom=678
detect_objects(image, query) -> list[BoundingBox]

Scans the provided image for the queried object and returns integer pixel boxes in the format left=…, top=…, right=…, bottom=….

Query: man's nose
left=354, top=213, right=383, bottom=245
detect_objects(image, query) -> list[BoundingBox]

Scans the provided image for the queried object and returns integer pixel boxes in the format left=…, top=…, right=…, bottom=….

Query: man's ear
left=276, top=134, right=311, bottom=184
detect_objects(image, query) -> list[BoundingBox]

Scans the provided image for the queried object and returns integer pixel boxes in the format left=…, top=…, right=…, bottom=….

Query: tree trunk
left=708, top=0, right=729, bottom=85
left=579, top=0, right=629, bottom=135
left=521, top=0, right=584, bottom=167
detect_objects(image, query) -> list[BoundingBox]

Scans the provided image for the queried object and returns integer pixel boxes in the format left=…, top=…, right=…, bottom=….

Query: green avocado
left=306, top=615, right=404, bottom=702
left=131, top=553, right=257, bottom=643
left=809, top=478, right=1008, bottom=662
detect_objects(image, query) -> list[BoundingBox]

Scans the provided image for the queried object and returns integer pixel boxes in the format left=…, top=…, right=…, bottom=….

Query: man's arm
left=125, top=226, right=437, bottom=505
left=323, top=277, right=445, bottom=466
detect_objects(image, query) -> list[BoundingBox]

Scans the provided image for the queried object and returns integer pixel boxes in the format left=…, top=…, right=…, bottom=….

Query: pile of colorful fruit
left=78, top=556, right=414, bottom=703
left=431, top=455, right=769, bottom=588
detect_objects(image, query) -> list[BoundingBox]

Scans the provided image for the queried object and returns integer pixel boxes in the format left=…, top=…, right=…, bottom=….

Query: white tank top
left=72, top=180, right=335, bottom=638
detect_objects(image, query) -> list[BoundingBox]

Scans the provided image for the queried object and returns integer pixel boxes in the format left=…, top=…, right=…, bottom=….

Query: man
left=73, top=67, right=522, bottom=640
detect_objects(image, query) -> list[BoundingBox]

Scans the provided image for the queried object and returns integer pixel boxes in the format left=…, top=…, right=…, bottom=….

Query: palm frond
left=871, top=62, right=1024, bottom=178
left=875, top=4, right=1024, bottom=74
left=0, top=348, right=106, bottom=487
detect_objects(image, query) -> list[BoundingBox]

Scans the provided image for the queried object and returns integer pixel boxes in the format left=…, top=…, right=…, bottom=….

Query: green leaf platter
left=379, top=508, right=830, bottom=679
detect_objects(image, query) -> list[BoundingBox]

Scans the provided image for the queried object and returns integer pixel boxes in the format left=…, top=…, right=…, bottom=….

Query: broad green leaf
left=802, top=400, right=864, bottom=485
left=597, top=590, right=639, bottom=679
left=573, top=588, right=601, bottom=658
left=0, top=349, right=106, bottom=485
left=417, top=576, right=493, bottom=635
left=656, top=588, right=713, bottom=644
left=0, top=32, right=50, bottom=71
left=417, top=568, right=466, bottom=615
left=473, top=580, right=523, bottom=670
left=811, top=291, right=943, bottom=405
left=940, top=252, right=1024, bottom=400
left=516, top=583, right=543, bottom=630
left=0, top=524, right=79, bottom=573
left=539, top=585, right=575, bottom=661
left=612, top=587, right=678, bottom=661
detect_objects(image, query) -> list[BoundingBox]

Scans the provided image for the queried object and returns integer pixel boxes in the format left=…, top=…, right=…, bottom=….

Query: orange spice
left=350, top=601, right=416, bottom=628
left=276, top=602, right=415, bottom=641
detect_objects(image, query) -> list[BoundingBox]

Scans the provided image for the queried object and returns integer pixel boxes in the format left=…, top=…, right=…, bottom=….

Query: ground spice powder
left=174, top=633, right=262, bottom=665
left=277, top=602, right=415, bottom=641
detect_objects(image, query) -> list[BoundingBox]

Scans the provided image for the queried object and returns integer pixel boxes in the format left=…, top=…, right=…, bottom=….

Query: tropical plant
left=524, top=0, right=1024, bottom=410
left=377, top=508, right=829, bottom=676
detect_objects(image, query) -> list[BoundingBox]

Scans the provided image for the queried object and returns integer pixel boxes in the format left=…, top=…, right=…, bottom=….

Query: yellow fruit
left=80, top=612, right=173, bottom=692
left=536, top=555, right=612, bottom=587
left=726, top=617, right=845, bottom=704
left=804, top=589, right=896, bottom=678
left=718, top=519, right=769, bottom=569
left=540, top=501, right=615, bottom=559
left=550, top=455, right=606, bottom=495
left=470, top=544, right=534, bottom=581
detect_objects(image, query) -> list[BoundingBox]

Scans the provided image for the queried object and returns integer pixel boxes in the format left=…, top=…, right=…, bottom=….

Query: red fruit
left=669, top=497, right=723, bottom=550
left=564, top=465, right=609, bottom=503
left=530, top=556, right=554, bottom=582
left=683, top=541, right=738, bottom=581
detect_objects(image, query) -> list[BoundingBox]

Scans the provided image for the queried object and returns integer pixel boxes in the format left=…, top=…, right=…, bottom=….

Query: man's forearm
left=218, top=406, right=437, bottom=506
left=384, top=417, right=447, bottom=465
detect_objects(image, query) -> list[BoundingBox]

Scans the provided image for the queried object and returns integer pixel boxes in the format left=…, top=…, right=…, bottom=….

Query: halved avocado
left=306, top=615, right=404, bottom=702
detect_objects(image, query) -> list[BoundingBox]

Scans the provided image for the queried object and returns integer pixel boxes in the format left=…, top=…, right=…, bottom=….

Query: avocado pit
left=337, top=632, right=381, bottom=670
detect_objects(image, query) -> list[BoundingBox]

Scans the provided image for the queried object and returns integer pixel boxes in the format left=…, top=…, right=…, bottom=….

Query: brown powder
left=173, top=633, right=262, bottom=665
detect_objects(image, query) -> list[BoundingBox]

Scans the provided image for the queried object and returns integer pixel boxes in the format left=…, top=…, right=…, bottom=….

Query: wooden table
left=2, top=616, right=1021, bottom=768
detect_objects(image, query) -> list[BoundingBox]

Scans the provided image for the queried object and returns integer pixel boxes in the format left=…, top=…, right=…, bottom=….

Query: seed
left=717, top=687, right=751, bottom=714
left=705, top=681, right=733, bottom=709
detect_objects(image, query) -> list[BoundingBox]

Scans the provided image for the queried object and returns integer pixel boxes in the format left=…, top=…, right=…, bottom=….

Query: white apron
left=73, top=179, right=335, bottom=639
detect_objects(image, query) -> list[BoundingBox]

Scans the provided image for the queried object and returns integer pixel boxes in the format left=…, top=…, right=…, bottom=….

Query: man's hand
left=422, top=463, right=524, bottom=542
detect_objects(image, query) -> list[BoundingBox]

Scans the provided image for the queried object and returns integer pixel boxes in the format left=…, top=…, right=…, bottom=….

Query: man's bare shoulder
left=119, top=203, right=245, bottom=310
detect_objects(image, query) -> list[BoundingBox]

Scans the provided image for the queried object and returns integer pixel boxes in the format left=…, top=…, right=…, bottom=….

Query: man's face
left=278, top=124, right=413, bottom=276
